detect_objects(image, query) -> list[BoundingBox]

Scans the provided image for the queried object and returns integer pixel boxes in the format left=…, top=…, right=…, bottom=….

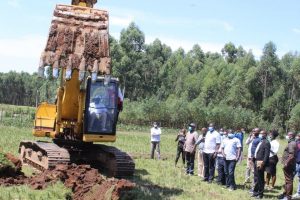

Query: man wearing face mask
left=221, top=129, right=241, bottom=191
left=216, top=129, right=227, bottom=185
left=203, top=123, right=221, bottom=183
left=252, top=130, right=270, bottom=199
left=183, top=123, right=198, bottom=175
left=150, top=122, right=161, bottom=159
left=265, top=130, right=280, bottom=190
left=195, top=127, right=207, bottom=177
left=250, top=127, right=262, bottom=190
left=278, top=132, right=297, bottom=200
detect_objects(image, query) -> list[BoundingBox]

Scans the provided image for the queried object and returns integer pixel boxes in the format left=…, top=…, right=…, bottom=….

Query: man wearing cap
left=150, top=122, right=161, bottom=159
left=203, top=123, right=221, bottom=183
left=184, top=123, right=198, bottom=175
left=278, top=132, right=297, bottom=200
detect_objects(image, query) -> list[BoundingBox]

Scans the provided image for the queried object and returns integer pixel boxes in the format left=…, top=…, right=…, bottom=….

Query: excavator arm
left=71, top=0, right=97, bottom=8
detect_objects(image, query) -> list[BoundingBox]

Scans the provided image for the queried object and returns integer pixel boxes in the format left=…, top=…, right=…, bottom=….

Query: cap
left=189, top=123, right=196, bottom=128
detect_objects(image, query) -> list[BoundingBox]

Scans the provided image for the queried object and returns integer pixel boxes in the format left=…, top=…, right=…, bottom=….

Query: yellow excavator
left=19, top=0, right=135, bottom=177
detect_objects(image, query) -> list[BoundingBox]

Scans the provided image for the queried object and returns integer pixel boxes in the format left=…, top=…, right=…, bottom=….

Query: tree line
left=1, top=22, right=300, bottom=133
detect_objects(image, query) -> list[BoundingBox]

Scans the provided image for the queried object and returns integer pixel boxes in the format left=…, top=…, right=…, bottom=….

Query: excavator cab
left=83, top=76, right=119, bottom=141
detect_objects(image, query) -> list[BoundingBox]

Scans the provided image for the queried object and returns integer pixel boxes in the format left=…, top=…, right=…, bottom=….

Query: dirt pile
left=0, top=164, right=135, bottom=200
left=0, top=152, right=22, bottom=178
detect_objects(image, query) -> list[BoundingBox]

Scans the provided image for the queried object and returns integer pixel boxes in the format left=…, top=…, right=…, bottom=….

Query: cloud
left=103, top=5, right=233, bottom=32
left=110, top=15, right=134, bottom=27
left=223, top=22, right=234, bottom=32
left=7, top=0, right=20, bottom=8
left=0, top=35, right=46, bottom=73
left=292, top=28, right=300, bottom=34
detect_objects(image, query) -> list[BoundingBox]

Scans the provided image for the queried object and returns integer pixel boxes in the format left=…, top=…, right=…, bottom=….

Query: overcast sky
left=0, top=0, right=300, bottom=73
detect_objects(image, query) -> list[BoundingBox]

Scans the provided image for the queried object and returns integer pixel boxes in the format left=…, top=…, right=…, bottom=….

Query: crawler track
left=19, top=140, right=135, bottom=178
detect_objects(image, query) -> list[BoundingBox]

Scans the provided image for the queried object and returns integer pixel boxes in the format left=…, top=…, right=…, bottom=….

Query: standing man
left=252, top=130, right=270, bottom=199
left=203, top=123, right=221, bottom=183
left=184, top=123, right=198, bottom=175
left=195, top=127, right=207, bottom=177
left=244, top=129, right=255, bottom=184
left=235, top=128, right=245, bottom=163
left=217, top=130, right=228, bottom=185
left=292, top=133, right=300, bottom=199
left=265, top=130, right=280, bottom=190
left=216, top=129, right=227, bottom=185
left=278, top=132, right=297, bottom=200
left=175, top=129, right=186, bottom=167
left=222, top=129, right=241, bottom=191
left=150, top=122, right=161, bottom=159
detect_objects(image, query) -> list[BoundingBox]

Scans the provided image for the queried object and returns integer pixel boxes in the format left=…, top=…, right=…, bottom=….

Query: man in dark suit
left=278, top=131, right=297, bottom=200
left=252, top=130, right=271, bottom=199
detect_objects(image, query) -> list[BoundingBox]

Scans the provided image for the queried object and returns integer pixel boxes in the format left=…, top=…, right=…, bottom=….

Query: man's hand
left=213, top=152, right=217, bottom=158
left=258, top=161, right=264, bottom=170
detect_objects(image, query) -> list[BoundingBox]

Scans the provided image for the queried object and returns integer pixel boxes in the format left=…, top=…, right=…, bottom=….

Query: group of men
left=170, top=123, right=300, bottom=200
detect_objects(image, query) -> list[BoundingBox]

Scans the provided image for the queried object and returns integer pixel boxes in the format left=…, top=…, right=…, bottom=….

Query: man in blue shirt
left=235, top=128, right=244, bottom=163
left=222, top=129, right=241, bottom=191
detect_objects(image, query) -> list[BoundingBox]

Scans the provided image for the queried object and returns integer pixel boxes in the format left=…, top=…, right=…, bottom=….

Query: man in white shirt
left=89, top=95, right=108, bottom=131
left=222, top=129, right=241, bottom=191
left=150, top=122, right=161, bottom=159
left=203, top=123, right=221, bottom=183
left=265, top=130, right=280, bottom=190
left=244, top=129, right=255, bottom=184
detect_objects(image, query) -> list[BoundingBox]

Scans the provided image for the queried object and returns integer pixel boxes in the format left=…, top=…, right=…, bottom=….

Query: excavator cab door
left=84, top=77, right=119, bottom=136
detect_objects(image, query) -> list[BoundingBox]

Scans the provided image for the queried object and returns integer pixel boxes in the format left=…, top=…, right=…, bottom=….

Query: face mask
left=267, top=136, right=272, bottom=141
left=154, top=125, right=158, bottom=128
left=259, top=134, right=263, bottom=139
left=285, top=135, right=290, bottom=140
left=219, top=132, right=224, bottom=135
left=228, top=133, right=234, bottom=139
left=208, top=127, right=214, bottom=132
left=188, top=127, right=193, bottom=132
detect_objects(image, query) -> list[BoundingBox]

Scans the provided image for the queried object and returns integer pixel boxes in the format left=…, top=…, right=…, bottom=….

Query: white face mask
left=285, top=135, right=290, bottom=140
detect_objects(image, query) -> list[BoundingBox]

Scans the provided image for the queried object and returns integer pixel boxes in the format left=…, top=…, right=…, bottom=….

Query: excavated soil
left=0, top=153, right=23, bottom=178
left=0, top=163, right=135, bottom=200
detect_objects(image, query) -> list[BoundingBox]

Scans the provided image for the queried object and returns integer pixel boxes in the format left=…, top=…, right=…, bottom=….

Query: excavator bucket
left=38, top=4, right=111, bottom=76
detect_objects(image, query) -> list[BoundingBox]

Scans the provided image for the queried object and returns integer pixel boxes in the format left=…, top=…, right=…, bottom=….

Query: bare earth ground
left=0, top=153, right=135, bottom=200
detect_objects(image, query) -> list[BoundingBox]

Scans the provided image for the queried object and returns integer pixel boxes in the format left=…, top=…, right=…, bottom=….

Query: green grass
left=0, top=182, right=72, bottom=200
left=107, top=129, right=294, bottom=200
left=0, top=104, right=296, bottom=199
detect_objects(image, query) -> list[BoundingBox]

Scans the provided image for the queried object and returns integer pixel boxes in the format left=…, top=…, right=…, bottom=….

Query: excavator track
left=19, top=140, right=135, bottom=178
left=19, top=141, right=70, bottom=171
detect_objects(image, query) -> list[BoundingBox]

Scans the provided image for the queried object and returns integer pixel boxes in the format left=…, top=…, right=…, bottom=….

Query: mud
left=0, top=164, right=135, bottom=200
left=0, top=153, right=23, bottom=178
left=40, top=4, right=111, bottom=74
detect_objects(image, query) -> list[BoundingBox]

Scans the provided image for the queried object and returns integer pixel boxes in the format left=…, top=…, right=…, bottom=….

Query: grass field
left=0, top=123, right=297, bottom=200
left=0, top=104, right=297, bottom=200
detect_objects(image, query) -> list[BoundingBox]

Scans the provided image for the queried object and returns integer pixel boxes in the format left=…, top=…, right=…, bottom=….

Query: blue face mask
left=188, top=126, right=193, bottom=132
left=208, top=127, right=214, bottom=132
left=259, top=134, right=263, bottom=139
left=228, top=133, right=234, bottom=139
